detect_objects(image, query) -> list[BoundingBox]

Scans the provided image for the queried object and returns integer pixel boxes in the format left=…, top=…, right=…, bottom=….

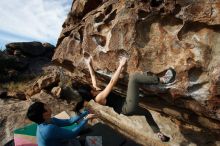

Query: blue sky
left=0, top=0, right=72, bottom=50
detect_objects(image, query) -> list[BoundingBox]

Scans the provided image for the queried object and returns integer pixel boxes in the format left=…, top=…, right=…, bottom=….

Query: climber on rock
left=26, top=101, right=95, bottom=146
left=119, top=68, right=175, bottom=142
left=120, top=68, right=176, bottom=115
left=73, top=55, right=127, bottom=113
left=74, top=54, right=175, bottom=142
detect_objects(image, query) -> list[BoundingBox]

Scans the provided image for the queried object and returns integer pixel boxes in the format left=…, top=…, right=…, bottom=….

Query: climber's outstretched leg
left=121, top=68, right=175, bottom=142
left=121, top=68, right=176, bottom=115
left=121, top=72, right=159, bottom=115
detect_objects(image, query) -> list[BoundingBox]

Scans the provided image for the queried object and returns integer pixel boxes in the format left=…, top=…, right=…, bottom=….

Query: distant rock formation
left=0, top=41, right=55, bottom=83
left=53, top=0, right=220, bottom=128
left=6, top=41, right=54, bottom=57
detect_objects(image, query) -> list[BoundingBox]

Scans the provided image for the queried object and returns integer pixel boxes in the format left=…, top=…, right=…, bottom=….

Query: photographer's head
left=26, top=102, right=52, bottom=124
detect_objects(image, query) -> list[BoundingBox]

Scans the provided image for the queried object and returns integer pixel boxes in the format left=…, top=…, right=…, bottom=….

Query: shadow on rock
left=179, top=123, right=220, bottom=146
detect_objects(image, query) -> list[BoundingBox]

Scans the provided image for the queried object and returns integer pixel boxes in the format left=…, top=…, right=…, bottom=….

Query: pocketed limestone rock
left=53, top=0, right=220, bottom=127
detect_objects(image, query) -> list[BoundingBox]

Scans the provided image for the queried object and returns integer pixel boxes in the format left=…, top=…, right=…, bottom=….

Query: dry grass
left=0, top=81, right=29, bottom=92
left=0, top=73, right=43, bottom=92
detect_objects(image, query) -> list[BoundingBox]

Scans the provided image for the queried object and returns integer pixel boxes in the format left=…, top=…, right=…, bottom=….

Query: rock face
left=26, top=73, right=60, bottom=97
left=53, top=0, right=220, bottom=128
left=87, top=100, right=220, bottom=146
left=7, top=91, right=26, bottom=100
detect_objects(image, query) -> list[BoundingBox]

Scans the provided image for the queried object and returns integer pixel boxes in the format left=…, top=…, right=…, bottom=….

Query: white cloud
left=0, top=0, right=72, bottom=48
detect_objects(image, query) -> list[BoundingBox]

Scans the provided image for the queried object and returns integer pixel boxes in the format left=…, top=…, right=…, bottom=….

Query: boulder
left=1, top=41, right=54, bottom=83
left=0, top=42, right=54, bottom=83
left=87, top=100, right=220, bottom=146
left=42, top=42, right=55, bottom=58
left=36, top=74, right=59, bottom=89
left=0, top=55, right=28, bottom=72
left=7, top=91, right=26, bottom=100
left=26, top=73, right=59, bottom=97
left=5, top=41, right=54, bottom=57
left=42, top=42, right=55, bottom=51
left=53, top=0, right=220, bottom=126
left=51, top=86, right=62, bottom=97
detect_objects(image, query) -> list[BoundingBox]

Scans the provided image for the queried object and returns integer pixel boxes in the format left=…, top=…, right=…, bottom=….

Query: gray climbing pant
left=121, top=72, right=159, bottom=115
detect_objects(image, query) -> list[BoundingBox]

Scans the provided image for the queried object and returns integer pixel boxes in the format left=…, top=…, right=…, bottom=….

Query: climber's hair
left=72, top=81, right=94, bottom=114
left=26, top=102, right=46, bottom=124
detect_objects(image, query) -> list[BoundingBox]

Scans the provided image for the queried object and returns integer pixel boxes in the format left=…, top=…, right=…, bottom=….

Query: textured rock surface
left=53, top=0, right=220, bottom=125
left=87, top=100, right=220, bottom=146
left=87, top=100, right=168, bottom=146
left=7, top=91, right=26, bottom=100
left=51, top=86, right=62, bottom=97
left=26, top=73, right=60, bottom=97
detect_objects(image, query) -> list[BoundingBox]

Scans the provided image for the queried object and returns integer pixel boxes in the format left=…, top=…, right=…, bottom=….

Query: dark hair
left=74, top=88, right=94, bottom=114
left=72, top=81, right=94, bottom=114
left=26, top=102, right=46, bottom=124
left=74, top=100, right=84, bottom=114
